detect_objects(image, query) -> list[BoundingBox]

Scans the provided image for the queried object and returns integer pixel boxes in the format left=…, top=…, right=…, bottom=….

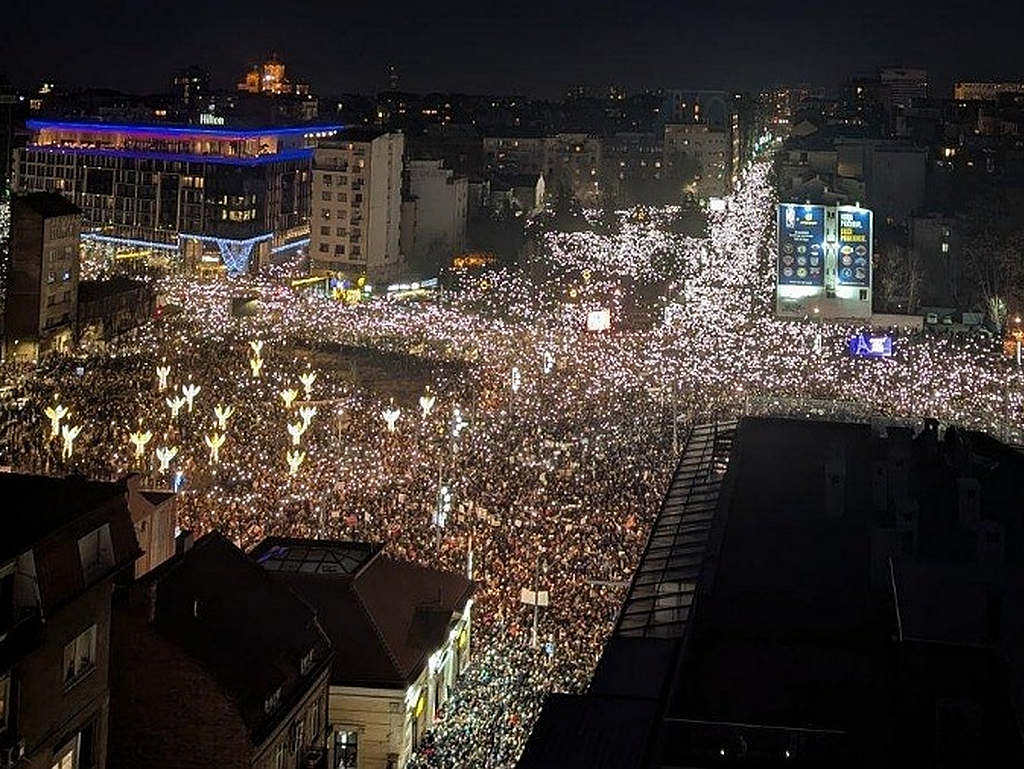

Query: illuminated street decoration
left=299, top=371, right=317, bottom=399
left=155, top=445, right=178, bottom=472
left=60, top=424, right=81, bottom=460
left=181, top=382, right=201, bottom=412
left=542, top=351, right=555, bottom=374
left=286, top=449, right=305, bottom=475
left=249, top=355, right=264, bottom=378
left=214, top=404, right=235, bottom=430
left=286, top=421, right=305, bottom=445
left=166, top=395, right=187, bottom=420
left=452, top=405, right=469, bottom=438
left=128, top=428, right=153, bottom=459
left=419, top=393, right=436, bottom=418
left=43, top=404, right=69, bottom=438
left=204, top=431, right=226, bottom=464
left=280, top=389, right=299, bottom=409
left=298, top=406, right=317, bottom=430
left=382, top=403, right=401, bottom=433
left=249, top=340, right=264, bottom=357
left=156, top=364, right=171, bottom=391
left=511, top=367, right=521, bottom=393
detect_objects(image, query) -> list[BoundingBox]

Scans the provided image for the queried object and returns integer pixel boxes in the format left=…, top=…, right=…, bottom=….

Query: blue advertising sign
left=837, top=207, right=872, bottom=288
left=777, top=204, right=825, bottom=287
left=848, top=333, right=892, bottom=358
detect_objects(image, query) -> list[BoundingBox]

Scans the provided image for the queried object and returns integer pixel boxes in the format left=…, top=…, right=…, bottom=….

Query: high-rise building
left=400, top=159, right=468, bottom=273
left=880, top=66, right=928, bottom=108
left=5, top=192, right=80, bottom=360
left=13, top=120, right=341, bottom=275
left=953, top=81, right=1024, bottom=101
left=310, top=129, right=404, bottom=282
left=170, top=66, right=210, bottom=114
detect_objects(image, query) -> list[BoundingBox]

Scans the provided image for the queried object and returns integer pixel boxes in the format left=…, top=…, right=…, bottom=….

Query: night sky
left=3, top=0, right=1022, bottom=97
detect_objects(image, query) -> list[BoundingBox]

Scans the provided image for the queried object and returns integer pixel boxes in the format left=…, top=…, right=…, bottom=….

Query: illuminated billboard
left=848, top=333, right=892, bottom=358
left=586, top=308, right=611, bottom=332
left=777, top=204, right=825, bottom=287
left=836, top=206, right=872, bottom=288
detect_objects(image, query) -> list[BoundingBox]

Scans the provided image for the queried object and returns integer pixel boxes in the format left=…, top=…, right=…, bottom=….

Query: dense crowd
left=2, top=158, right=1023, bottom=767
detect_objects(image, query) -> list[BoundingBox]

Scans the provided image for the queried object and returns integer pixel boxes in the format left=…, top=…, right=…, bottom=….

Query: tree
left=961, top=192, right=1024, bottom=332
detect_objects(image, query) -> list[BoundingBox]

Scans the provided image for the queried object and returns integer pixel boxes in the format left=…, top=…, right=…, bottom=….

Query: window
left=63, top=625, right=97, bottom=687
left=335, top=227, right=346, bottom=237
left=323, top=175, right=332, bottom=187
left=320, top=226, right=330, bottom=236
left=321, top=191, right=332, bottom=201
left=941, top=242, right=949, bottom=253
left=334, top=245, right=345, bottom=256
left=52, top=738, right=76, bottom=769
left=78, top=525, right=113, bottom=581
left=335, top=730, right=358, bottom=769
left=321, top=209, right=331, bottom=219
left=318, top=243, right=329, bottom=253
left=265, top=687, right=281, bottom=714
left=336, top=193, right=347, bottom=203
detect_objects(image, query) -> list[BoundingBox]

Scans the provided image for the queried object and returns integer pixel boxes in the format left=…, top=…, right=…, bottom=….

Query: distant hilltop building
left=237, top=53, right=310, bottom=96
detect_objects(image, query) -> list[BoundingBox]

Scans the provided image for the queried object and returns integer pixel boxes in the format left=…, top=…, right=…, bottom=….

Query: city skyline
left=3, top=0, right=1022, bottom=97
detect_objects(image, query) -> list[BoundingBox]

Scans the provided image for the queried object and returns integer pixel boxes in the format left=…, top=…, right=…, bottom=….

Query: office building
left=5, top=192, right=80, bottom=361
left=952, top=81, right=1024, bottom=102
left=519, top=417, right=1024, bottom=768
left=109, top=531, right=333, bottom=769
left=400, top=159, right=468, bottom=273
left=0, top=473, right=143, bottom=769
left=310, top=129, right=404, bottom=282
left=13, top=120, right=341, bottom=276
left=663, top=123, right=729, bottom=199
left=251, top=538, right=474, bottom=769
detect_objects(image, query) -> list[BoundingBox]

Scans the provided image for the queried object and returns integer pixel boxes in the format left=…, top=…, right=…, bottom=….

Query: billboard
left=836, top=206, right=872, bottom=288
left=777, top=204, right=825, bottom=287
left=586, top=308, right=611, bottom=332
left=848, top=333, right=892, bottom=358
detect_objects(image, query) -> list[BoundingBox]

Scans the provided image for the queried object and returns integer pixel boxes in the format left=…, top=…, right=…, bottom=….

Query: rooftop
left=26, top=118, right=344, bottom=139
left=13, top=191, right=81, bottom=219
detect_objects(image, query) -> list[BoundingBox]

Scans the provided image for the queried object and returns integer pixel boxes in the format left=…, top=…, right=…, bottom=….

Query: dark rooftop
left=78, top=277, right=152, bottom=302
left=251, top=537, right=473, bottom=688
left=13, top=192, right=81, bottom=219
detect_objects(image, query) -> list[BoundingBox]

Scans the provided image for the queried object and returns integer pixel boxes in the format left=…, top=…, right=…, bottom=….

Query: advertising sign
left=848, top=333, right=892, bottom=358
left=777, top=204, right=825, bottom=287
left=586, top=308, right=611, bottom=332
left=837, top=207, right=872, bottom=288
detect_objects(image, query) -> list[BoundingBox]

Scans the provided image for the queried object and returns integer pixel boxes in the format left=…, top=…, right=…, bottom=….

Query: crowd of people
left=2, top=158, right=1023, bottom=767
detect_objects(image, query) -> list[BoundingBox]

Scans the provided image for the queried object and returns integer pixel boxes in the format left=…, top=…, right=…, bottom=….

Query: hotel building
left=13, top=120, right=341, bottom=275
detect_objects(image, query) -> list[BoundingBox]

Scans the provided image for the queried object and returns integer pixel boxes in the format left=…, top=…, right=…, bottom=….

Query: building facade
left=5, top=192, right=81, bottom=361
left=954, top=81, right=1024, bottom=102
left=77, top=277, right=156, bottom=350
left=250, top=539, right=474, bottom=769
left=0, top=473, right=142, bottom=769
left=109, top=532, right=333, bottom=769
left=400, top=159, right=467, bottom=273
left=663, top=123, right=730, bottom=199
left=13, top=120, right=341, bottom=276
left=483, top=134, right=601, bottom=205
left=310, top=130, right=404, bottom=283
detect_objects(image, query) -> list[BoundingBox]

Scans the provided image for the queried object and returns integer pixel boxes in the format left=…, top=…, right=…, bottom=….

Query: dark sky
left=3, top=0, right=1022, bottom=98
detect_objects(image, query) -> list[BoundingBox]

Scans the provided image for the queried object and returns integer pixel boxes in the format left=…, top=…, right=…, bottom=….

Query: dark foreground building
left=519, top=418, right=1024, bottom=768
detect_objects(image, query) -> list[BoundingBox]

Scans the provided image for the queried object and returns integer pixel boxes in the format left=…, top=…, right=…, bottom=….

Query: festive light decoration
left=214, top=404, right=235, bottom=430
left=382, top=404, right=401, bottom=433
left=60, top=423, right=81, bottom=460
left=298, top=405, right=317, bottom=430
left=128, top=429, right=153, bottom=459
left=542, top=351, right=555, bottom=374
left=299, top=371, right=317, bottom=399
left=166, top=395, right=187, bottom=420
left=286, top=421, right=305, bottom=445
left=452, top=405, right=469, bottom=438
left=43, top=404, right=69, bottom=438
left=249, top=355, right=264, bottom=378
left=204, top=431, right=226, bottom=464
left=511, top=367, right=522, bottom=393
left=419, top=393, right=436, bottom=419
left=286, top=449, right=305, bottom=475
left=181, top=383, right=201, bottom=412
left=249, top=340, right=264, bottom=356
left=280, top=389, right=299, bottom=409
left=155, top=445, right=178, bottom=472
left=156, top=364, right=171, bottom=391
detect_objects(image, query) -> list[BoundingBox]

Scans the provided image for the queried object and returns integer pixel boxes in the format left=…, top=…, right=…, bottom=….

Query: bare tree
left=961, top=193, right=1024, bottom=332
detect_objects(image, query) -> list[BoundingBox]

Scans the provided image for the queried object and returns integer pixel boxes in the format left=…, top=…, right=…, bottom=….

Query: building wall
left=109, top=600, right=251, bottom=769
left=404, top=160, right=468, bottom=272
left=911, top=214, right=960, bottom=306
left=17, top=581, right=112, bottom=769
left=366, top=134, right=404, bottom=283
left=663, top=124, right=729, bottom=199
left=254, top=667, right=331, bottom=769
left=5, top=203, right=79, bottom=360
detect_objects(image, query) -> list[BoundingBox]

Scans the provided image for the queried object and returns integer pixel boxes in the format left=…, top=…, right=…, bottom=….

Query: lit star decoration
left=214, top=404, right=235, bottom=431
left=155, top=445, right=178, bottom=472
left=43, top=404, right=69, bottom=438
left=60, top=423, right=81, bottom=460
left=299, top=371, right=317, bottom=399
left=249, top=355, right=264, bottom=378
left=156, top=364, right=171, bottom=392
left=285, top=449, right=305, bottom=475
left=128, top=428, right=153, bottom=458
left=166, top=395, right=187, bottom=420
left=419, top=393, right=436, bottom=419
left=204, top=432, right=226, bottom=464
left=280, top=388, right=299, bottom=410
left=382, top=403, right=401, bottom=433
left=181, top=383, right=201, bottom=412
left=286, top=421, right=305, bottom=445
left=298, top=405, right=317, bottom=430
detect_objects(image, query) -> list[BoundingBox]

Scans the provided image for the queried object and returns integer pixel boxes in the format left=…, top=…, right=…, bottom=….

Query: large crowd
left=2, top=158, right=1023, bottom=767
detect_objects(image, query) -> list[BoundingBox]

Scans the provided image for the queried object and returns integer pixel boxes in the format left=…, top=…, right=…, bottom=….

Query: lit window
left=336, top=730, right=358, bottom=768
left=941, top=242, right=949, bottom=253
left=51, top=739, right=76, bottom=769
left=63, top=625, right=97, bottom=687
left=78, top=525, right=113, bottom=581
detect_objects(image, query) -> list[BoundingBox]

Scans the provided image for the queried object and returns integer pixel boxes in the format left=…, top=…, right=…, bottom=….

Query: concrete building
left=836, top=139, right=927, bottom=219
left=109, top=531, right=333, bottom=769
left=250, top=539, right=474, bottom=769
left=483, top=134, right=601, bottom=205
left=77, top=277, right=156, bottom=350
left=311, top=130, right=404, bottom=283
left=663, top=123, right=729, bottom=199
left=13, top=120, right=339, bottom=275
left=880, top=67, right=929, bottom=108
left=911, top=213, right=961, bottom=307
left=0, top=473, right=143, bottom=769
left=519, top=418, right=1024, bottom=769
left=488, top=173, right=545, bottom=216
left=953, top=82, right=1024, bottom=102
left=401, top=159, right=468, bottom=273
left=600, top=132, right=667, bottom=205
left=5, top=192, right=81, bottom=361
